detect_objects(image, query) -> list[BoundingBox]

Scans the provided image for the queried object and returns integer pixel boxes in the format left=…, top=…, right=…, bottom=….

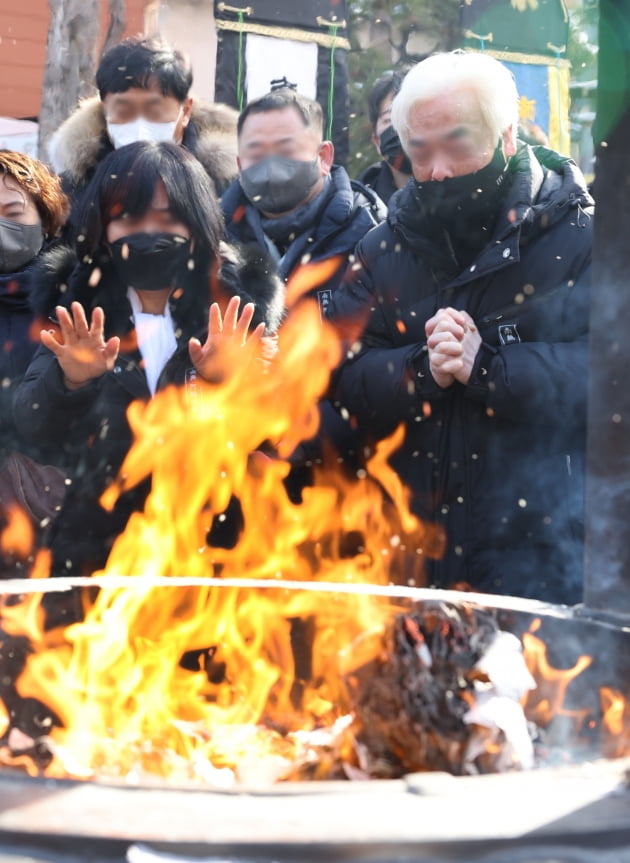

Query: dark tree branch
left=102, top=0, right=127, bottom=59
left=38, top=0, right=100, bottom=160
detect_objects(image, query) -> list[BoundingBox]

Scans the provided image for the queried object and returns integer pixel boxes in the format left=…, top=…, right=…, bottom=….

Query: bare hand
left=425, top=307, right=466, bottom=388
left=425, top=307, right=481, bottom=387
left=258, top=333, right=279, bottom=372
left=188, top=295, right=266, bottom=383
left=41, top=302, right=120, bottom=390
left=453, top=309, right=482, bottom=385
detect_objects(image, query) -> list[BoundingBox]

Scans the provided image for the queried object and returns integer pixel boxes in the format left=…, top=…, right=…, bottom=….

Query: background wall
left=148, top=0, right=218, bottom=105
left=0, top=0, right=147, bottom=120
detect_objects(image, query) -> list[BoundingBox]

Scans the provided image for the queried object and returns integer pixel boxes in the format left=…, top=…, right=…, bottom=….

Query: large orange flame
left=0, top=293, right=432, bottom=783
left=522, top=627, right=593, bottom=729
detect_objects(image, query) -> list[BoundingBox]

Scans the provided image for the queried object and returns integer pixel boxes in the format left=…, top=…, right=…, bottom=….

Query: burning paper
left=341, top=602, right=538, bottom=778
left=462, top=630, right=537, bottom=772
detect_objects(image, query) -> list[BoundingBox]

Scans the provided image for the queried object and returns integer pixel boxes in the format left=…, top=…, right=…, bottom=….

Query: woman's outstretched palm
left=41, top=302, right=121, bottom=389
left=188, top=295, right=267, bottom=383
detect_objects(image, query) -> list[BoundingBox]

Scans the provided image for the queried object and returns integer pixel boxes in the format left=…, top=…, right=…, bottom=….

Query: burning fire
left=600, top=687, right=630, bottom=758
left=0, top=504, right=34, bottom=561
left=0, top=292, right=433, bottom=783
left=522, top=625, right=593, bottom=729
left=0, top=282, right=626, bottom=783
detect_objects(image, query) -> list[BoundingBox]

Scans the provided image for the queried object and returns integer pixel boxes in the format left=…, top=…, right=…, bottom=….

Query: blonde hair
left=391, top=51, right=519, bottom=151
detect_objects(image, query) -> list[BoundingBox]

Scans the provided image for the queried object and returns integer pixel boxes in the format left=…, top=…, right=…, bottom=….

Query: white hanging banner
left=245, top=33, right=318, bottom=101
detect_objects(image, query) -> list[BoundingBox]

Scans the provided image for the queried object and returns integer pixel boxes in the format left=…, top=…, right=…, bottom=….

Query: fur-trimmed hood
left=30, top=240, right=285, bottom=337
left=48, top=96, right=239, bottom=194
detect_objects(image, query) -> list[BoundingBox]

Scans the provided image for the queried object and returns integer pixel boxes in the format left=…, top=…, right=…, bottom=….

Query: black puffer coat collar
left=389, top=143, right=593, bottom=285
left=48, top=97, right=240, bottom=196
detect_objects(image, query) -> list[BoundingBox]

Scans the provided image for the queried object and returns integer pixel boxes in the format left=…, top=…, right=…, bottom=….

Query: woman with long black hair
left=14, top=140, right=284, bottom=581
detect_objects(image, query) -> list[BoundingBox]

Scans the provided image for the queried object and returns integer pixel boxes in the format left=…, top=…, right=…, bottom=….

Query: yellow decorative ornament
left=518, top=96, right=537, bottom=122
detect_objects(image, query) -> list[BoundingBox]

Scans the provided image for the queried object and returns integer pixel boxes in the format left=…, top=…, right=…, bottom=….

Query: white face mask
left=106, top=115, right=180, bottom=149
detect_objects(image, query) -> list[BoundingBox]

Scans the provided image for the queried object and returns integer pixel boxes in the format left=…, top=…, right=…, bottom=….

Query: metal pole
left=583, top=0, right=630, bottom=616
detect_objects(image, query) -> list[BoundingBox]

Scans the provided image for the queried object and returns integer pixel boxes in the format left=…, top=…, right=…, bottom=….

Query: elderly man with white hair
left=327, top=50, right=593, bottom=605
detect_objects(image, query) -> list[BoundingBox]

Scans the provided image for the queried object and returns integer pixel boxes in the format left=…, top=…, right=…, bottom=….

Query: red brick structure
left=0, top=1, right=148, bottom=120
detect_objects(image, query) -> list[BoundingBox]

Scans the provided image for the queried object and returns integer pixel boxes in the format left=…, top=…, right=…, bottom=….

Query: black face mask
left=378, top=125, right=412, bottom=175
left=240, top=155, right=321, bottom=215
left=109, top=232, right=193, bottom=292
left=0, top=218, right=44, bottom=273
left=415, top=143, right=510, bottom=225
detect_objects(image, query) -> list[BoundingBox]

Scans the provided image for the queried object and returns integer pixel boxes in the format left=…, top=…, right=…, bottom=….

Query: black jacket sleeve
left=327, top=247, right=447, bottom=439
left=465, top=266, right=590, bottom=427
left=13, top=344, right=101, bottom=448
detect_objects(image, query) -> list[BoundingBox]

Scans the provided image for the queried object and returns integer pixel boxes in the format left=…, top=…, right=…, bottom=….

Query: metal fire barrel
left=0, top=590, right=629, bottom=863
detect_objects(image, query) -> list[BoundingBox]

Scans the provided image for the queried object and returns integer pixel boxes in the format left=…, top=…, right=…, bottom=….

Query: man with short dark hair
left=49, top=36, right=239, bottom=232
left=222, top=86, right=384, bottom=319
left=356, top=69, right=412, bottom=205
left=328, top=51, right=593, bottom=605
left=221, top=86, right=385, bottom=493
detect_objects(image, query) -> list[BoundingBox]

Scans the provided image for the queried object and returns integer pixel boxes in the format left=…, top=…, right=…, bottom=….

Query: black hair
left=74, top=140, right=223, bottom=262
left=367, top=70, right=405, bottom=131
left=96, top=36, right=193, bottom=101
left=237, top=88, right=323, bottom=139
